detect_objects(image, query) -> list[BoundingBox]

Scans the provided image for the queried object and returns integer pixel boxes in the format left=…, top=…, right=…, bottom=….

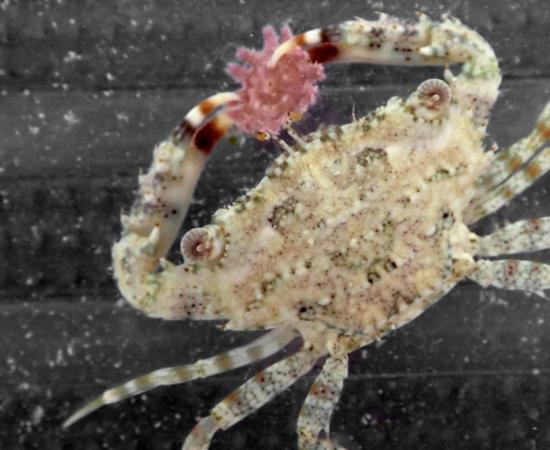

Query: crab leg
left=271, top=14, right=500, bottom=130
left=468, top=259, right=550, bottom=298
left=477, top=217, right=550, bottom=257
left=112, top=93, right=237, bottom=318
left=182, top=348, right=320, bottom=450
left=297, top=354, right=348, bottom=450
left=471, top=102, right=550, bottom=205
left=464, top=146, right=550, bottom=224
left=63, top=326, right=299, bottom=429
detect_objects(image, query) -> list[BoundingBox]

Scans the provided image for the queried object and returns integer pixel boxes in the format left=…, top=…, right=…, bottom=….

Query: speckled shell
left=185, top=94, right=491, bottom=349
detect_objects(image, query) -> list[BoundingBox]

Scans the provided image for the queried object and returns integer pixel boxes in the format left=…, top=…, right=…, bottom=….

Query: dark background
left=1, top=0, right=550, bottom=449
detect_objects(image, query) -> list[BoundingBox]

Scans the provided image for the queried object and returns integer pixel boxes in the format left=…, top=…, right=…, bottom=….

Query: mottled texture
left=76, top=13, right=550, bottom=449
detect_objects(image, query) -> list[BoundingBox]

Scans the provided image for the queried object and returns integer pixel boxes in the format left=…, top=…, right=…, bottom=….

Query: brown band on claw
left=193, top=115, right=232, bottom=155
left=173, top=119, right=197, bottom=143
left=199, top=99, right=217, bottom=117
left=307, top=43, right=340, bottom=64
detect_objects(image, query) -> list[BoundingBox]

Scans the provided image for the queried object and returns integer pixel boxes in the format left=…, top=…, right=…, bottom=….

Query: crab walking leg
left=471, top=102, right=550, bottom=202
left=468, top=259, right=550, bottom=297
left=477, top=217, right=550, bottom=257
left=112, top=108, right=234, bottom=318
left=297, top=354, right=348, bottom=450
left=62, top=327, right=299, bottom=429
left=182, top=349, right=319, bottom=450
left=464, top=147, right=550, bottom=224
left=271, top=14, right=500, bottom=130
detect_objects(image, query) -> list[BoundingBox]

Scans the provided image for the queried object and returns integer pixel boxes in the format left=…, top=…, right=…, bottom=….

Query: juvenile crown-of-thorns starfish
left=64, top=13, right=550, bottom=449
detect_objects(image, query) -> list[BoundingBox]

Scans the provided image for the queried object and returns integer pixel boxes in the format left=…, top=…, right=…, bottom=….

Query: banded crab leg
left=271, top=13, right=501, bottom=131
left=182, top=348, right=320, bottom=450
left=468, top=259, right=550, bottom=298
left=297, top=354, right=349, bottom=450
left=464, top=146, right=550, bottom=224
left=62, top=326, right=300, bottom=428
left=466, top=102, right=550, bottom=218
left=477, top=217, right=550, bottom=257
left=112, top=92, right=237, bottom=319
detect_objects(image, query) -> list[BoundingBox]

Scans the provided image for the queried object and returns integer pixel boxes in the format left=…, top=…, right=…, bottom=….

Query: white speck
left=31, top=406, right=44, bottom=425
left=63, top=110, right=80, bottom=125
left=106, top=72, right=116, bottom=82
left=116, top=112, right=130, bottom=123
left=55, top=349, right=65, bottom=365
left=28, top=126, right=40, bottom=135
left=63, top=51, right=83, bottom=63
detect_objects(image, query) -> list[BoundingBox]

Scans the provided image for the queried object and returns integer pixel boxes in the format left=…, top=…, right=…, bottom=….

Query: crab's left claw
left=112, top=92, right=238, bottom=320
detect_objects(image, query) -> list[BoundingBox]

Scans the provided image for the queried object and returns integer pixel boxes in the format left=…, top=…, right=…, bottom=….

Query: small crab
left=64, top=13, right=550, bottom=449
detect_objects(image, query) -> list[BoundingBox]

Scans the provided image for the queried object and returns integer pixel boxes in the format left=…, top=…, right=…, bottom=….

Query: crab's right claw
left=271, top=14, right=497, bottom=77
left=270, top=13, right=436, bottom=66
left=271, top=14, right=500, bottom=132
left=270, top=28, right=336, bottom=65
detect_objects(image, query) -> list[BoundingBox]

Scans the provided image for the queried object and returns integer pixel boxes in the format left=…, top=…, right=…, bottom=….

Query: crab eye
left=411, top=78, right=451, bottom=120
left=180, top=225, right=225, bottom=264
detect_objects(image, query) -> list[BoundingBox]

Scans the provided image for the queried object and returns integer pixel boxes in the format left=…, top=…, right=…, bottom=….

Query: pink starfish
left=226, top=25, right=325, bottom=135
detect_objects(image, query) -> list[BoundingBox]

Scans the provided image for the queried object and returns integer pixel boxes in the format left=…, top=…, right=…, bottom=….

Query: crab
left=63, top=13, right=550, bottom=450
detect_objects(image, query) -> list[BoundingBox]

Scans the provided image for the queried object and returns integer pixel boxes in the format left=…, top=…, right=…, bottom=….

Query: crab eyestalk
left=407, top=79, right=452, bottom=120
left=180, top=224, right=225, bottom=264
